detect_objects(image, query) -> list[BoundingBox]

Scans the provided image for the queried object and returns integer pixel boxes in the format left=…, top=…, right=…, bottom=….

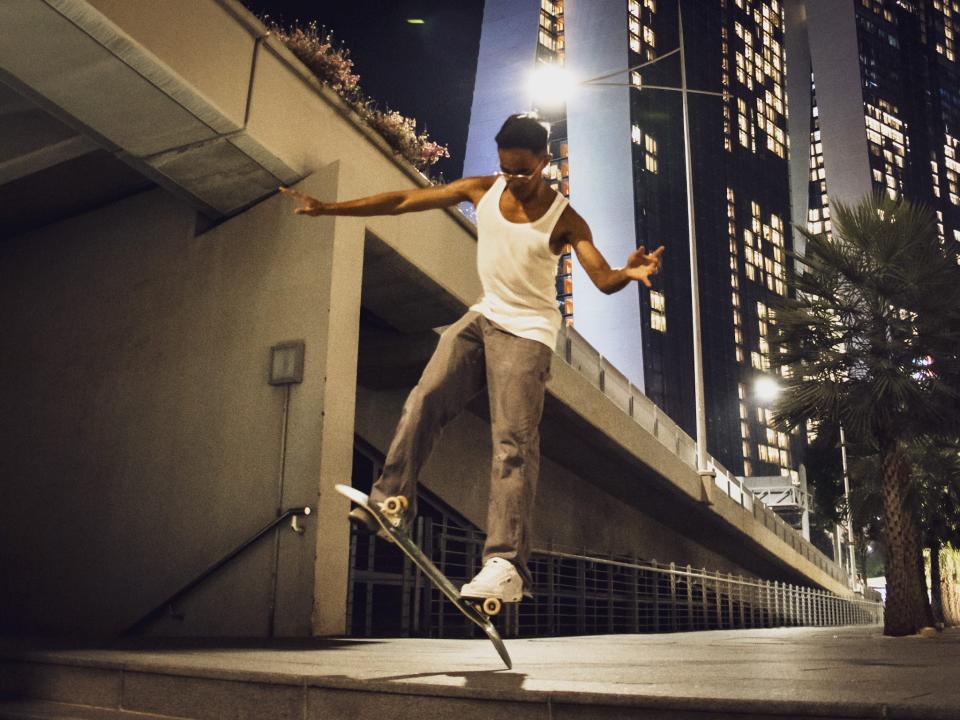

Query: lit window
left=650, top=289, right=666, bottom=332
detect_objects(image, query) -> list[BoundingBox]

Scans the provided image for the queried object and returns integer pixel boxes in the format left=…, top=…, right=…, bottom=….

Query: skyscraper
left=787, top=0, right=960, bottom=253
left=465, top=0, right=799, bottom=481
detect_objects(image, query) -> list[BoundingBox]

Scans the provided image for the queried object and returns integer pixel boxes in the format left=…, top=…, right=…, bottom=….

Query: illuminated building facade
left=465, top=0, right=798, bottom=479
left=787, top=0, right=960, bottom=251
left=781, top=1, right=960, bottom=501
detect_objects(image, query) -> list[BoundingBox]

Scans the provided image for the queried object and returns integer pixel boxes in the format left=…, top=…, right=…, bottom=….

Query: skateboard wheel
left=383, top=496, right=408, bottom=515
left=383, top=495, right=407, bottom=515
left=482, top=597, right=502, bottom=617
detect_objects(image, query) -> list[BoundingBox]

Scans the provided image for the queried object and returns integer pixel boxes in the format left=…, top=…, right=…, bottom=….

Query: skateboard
left=335, top=483, right=513, bottom=669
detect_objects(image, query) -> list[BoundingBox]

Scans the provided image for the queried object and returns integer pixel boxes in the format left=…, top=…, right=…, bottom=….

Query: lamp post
left=576, top=2, right=725, bottom=500
left=839, top=423, right=857, bottom=582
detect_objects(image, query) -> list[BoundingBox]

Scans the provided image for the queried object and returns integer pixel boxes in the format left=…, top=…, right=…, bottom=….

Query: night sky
left=241, top=0, right=486, bottom=180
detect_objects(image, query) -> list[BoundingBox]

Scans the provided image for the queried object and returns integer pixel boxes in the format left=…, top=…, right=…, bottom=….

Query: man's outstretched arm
left=279, top=176, right=491, bottom=217
left=565, top=209, right=665, bottom=294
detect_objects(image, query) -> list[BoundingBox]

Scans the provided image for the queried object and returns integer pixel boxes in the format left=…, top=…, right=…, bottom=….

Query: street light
left=753, top=375, right=783, bottom=405
left=839, top=423, right=857, bottom=582
left=528, top=64, right=576, bottom=110
left=531, top=2, right=725, bottom=501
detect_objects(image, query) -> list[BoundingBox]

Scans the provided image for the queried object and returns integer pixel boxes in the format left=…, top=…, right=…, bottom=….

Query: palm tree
left=909, top=439, right=960, bottom=626
left=771, top=192, right=960, bottom=636
left=844, top=437, right=960, bottom=625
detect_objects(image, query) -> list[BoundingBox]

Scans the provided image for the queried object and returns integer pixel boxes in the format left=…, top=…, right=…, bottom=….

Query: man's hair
left=495, top=113, right=550, bottom=154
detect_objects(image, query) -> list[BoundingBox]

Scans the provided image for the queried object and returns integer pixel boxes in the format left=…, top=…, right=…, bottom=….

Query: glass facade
left=794, top=0, right=960, bottom=460
left=854, top=0, right=960, bottom=249
left=628, top=0, right=797, bottom=478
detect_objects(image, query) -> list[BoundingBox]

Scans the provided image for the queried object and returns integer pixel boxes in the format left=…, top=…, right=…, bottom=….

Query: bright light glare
left=527, top=65, right=575, bottom=107
left=754, top=376, right=782, bottom=404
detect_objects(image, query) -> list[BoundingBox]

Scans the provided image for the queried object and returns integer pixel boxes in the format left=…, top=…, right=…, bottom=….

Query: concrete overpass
left=0, top=0, right=852, bottom=640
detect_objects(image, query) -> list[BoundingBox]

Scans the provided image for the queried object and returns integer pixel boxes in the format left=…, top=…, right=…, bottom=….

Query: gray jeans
left=370, top=311, right=553, bottom=591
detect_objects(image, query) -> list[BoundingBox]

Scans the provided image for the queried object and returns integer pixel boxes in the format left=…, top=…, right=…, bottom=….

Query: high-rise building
left=465, top=0, right=799, bottom=481
left=786, top=0, right=960, bottom=254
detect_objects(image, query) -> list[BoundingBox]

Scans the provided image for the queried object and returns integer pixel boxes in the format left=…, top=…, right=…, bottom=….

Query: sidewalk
left=1, top=625, right=957, bottom=719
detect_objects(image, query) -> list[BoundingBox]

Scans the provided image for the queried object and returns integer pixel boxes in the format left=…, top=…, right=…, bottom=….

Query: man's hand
left=567, top=204, right=666, bottom=294
left=279, top=186, right=328, bottom=216
left=622, top=245, right=665, bottom=288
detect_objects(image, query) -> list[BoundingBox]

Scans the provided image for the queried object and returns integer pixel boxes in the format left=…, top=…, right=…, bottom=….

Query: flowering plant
left=267, top=20, right=449, bottom=172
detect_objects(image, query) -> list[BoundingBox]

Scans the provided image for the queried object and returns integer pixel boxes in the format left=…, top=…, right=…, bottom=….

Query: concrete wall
left=0, top=168, right=357, bottom=637
left=784, top=0, right=813, bottom=259
left=804, top=0, right=873, bottom=206
left=0, top=0, right=485, bottom=639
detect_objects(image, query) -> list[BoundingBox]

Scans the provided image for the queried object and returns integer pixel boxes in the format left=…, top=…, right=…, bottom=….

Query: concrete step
left=0, top=699, right=188, bottom=720
left=0, top=654, right=927, bottom=720
left=2, top=629, right=959, bottom=720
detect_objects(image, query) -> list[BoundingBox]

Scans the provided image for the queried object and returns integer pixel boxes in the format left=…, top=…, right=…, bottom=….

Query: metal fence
left=346, top=515, right=883, bottom=640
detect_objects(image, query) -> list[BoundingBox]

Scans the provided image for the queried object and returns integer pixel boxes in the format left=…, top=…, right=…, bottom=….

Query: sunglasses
left=498, top=168, right=540, bottom=181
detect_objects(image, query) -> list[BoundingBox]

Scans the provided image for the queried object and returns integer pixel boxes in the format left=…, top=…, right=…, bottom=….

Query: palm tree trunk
left=930, top=537, right=945, bottom=627
left=915, top=529, right=936, bottom=627
left=881, top=438, right=931, bottom=635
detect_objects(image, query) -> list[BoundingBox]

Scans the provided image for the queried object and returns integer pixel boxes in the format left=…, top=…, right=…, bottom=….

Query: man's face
left=497, top=147, right=548, bottom=198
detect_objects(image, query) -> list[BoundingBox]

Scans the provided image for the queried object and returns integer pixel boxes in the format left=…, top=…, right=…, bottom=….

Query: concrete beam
left=0, top=80, right=99, bottom=184
left=0, top=0, right=299, bottom=216
left=0, top=134, right=98, bottom=186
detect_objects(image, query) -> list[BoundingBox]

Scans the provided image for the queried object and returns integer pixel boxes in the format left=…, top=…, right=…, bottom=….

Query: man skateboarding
left=281, top=113, right=664, bottom=608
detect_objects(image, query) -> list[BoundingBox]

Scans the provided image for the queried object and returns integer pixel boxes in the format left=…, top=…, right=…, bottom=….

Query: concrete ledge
left=0, top=660, right=122, bottom=707
left=1, top=628, right=957, bottom=720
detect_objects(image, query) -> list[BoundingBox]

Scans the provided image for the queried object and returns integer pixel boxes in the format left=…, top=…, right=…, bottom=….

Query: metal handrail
left=121, top=506, right=312, bottom=636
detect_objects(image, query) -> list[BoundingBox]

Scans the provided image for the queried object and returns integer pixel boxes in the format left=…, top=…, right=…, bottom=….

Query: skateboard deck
left=335, top=483, right=512, bottom=669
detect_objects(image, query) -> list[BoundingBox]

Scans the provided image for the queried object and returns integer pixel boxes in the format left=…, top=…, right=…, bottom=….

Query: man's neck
left=510, top=180, right=550, bottom=206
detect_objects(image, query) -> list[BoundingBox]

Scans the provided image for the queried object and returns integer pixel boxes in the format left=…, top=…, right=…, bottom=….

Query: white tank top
left=469, top=176, right=568, bottom=349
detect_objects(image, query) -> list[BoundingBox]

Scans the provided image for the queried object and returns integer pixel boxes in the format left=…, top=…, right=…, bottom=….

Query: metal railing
left=554, top=325, right=851, bottom=587
left=515, top=547, right=883, bottom=638
left=346, top=515, right=883, bottom=641
left=122, top=506, right=312, bottom=637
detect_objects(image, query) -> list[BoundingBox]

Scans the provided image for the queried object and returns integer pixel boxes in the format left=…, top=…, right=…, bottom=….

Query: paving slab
left=1, top=625, right=957, bottom=719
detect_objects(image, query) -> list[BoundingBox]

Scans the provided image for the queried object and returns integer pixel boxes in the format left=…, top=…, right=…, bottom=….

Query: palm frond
left=779, top=193, right=960, bottom=444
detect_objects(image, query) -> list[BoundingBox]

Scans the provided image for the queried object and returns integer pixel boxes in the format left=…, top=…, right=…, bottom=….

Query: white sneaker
left=460, top=557, right=523, bottom=602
